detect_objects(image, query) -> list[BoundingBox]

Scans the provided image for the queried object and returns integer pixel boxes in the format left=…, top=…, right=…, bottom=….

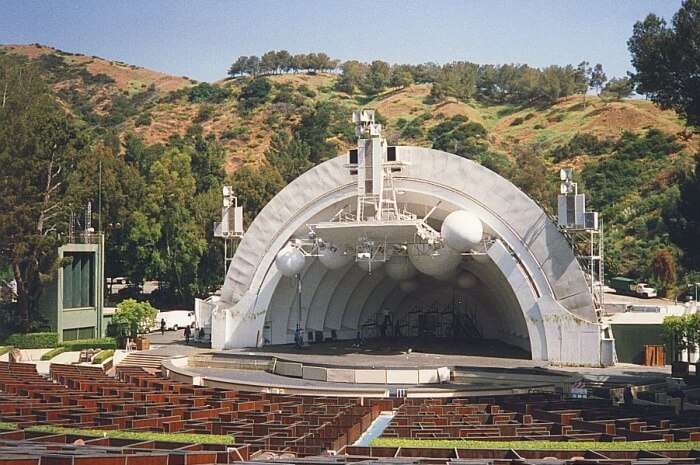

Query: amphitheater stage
left=161, top=338, right=670, bottom=398
left=233, top=337, right=534, bottom=369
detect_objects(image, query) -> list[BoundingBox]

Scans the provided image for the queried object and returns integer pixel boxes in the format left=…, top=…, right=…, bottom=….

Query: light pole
left=688, top=282, right=700, bottom=302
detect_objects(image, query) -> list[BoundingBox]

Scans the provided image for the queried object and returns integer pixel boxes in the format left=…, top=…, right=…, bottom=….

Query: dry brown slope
left=2, top=44, right=193, bottom=95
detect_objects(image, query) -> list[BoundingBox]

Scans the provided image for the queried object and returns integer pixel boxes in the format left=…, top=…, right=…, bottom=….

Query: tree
left=229, top=163, right=286, bottom=225
left=601, top=77, right=634, bottom=101
left=390, top=65, right=414, bottom=89
left=576, top=61, right=592, bottom=106
left=663, top=315, right=688, bottom=362
left=362, top=60, right=391, bottom=95
left=128, top=148, right=206, bottom=301
left=296, top=101, right=353, bottom=163
left=651, top=249, right=677, bottom=294
left=314, top=53, right=333, bottom=72
left=228, top=56, right=249, bottom=77
left=123, top=132, right=164, bottom=175
left=66, top=140, right=146, bottom=284
left=276, top=50, right=292, bottom=73
left=0, top=56, right=87, bottom=330
left=175, top=125, right=226, bottom=193
left=336, top=60, right=367, bottom=95
left=110, top=298, right=157, bottom=336
left=244, top=56, right=260, bottom=77
left=429, top=62, right=478, bottom=103
left=291, top=54, right=308, bottom=72
left=628, top=0, right=700, bottom=125
left=589, top=63, right=607, bottom=95
left=265, top=131, right=313, bottom=183
left=666, top=156, right=700, bottom=270
left=510, top=145, right=558, bottom=212
left=260, top=50, right=279, bottom=75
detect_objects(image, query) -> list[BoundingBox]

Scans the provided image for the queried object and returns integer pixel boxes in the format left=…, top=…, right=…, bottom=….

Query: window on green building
left=62, top=252, right=95, bottom=309
left=63, top=326, right=95, bottom=341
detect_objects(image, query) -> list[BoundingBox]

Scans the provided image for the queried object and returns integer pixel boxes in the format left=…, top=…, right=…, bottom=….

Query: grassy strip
left=92, top=349, right=114, bottom=364
left=27, top=424, right=235, bottom=445
left=370, top=438, right=700, bottom=451
left=0, top=422, right=17, bottom=430
left=0, top=346, right=12, bottom=356
left=40, top=346, right=67, bottom=360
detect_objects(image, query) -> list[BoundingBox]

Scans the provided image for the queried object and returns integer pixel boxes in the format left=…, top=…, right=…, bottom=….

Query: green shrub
left=4, top=332, right=58, bottom=349
left=297, top=84, right=316, bottom=98
left=428, top=115, right=488, bottom=159
left=40, top=346, right=67, bottom=360
left=63, top=338, right=116, bottom=351
left=92, top=349, right=115, bottom=364
left=188, top=82, right=230, bottom=103
left=510, top=116, right=525, bottom=126
left=551, top=133, right=614, bottom=162
left=221, top=126, right=250, bottom=141
left=194, top=104, right=214, bottom=123
left=401, top=121, right=424, bottom=139
left=135, top=112, right=152, bottom=127
left=239, top=77, right=272, bottom=111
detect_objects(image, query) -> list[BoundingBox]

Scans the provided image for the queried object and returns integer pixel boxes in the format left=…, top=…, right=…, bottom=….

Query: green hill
left=2, top=43, right=698, bottom=297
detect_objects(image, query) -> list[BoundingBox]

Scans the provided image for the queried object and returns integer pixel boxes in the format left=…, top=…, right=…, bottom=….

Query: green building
left=37, top=234, right=105, bottom=342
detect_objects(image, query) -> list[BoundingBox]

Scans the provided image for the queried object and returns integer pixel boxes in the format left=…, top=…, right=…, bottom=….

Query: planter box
left=136, top=337, right=150, bottom=351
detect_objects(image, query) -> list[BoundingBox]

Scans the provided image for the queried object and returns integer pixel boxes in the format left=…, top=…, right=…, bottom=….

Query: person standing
left=160, top=318, right=166, bottom=336
left=184, top=325, right=191, bottom=345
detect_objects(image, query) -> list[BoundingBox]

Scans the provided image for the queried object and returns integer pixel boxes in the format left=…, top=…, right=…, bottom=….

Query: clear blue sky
left=1, top=0, right=682, bottom=82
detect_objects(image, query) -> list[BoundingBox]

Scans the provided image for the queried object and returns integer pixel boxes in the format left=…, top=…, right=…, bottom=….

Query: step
left=118, top=352, right=169, bottom=368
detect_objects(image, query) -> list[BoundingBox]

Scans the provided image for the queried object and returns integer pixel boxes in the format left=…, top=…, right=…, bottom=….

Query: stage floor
left=232, top=337, right=534, bottom=369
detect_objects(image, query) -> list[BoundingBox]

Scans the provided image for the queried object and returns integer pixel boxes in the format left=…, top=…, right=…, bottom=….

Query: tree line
left=338, top=59, right=633, bottom=105
left=228, top=50, right=633, bottom=105
left=228, top=51, right=340, bottom=77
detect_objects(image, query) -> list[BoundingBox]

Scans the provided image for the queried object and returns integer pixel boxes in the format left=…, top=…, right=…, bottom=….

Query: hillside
left=1, top=44, right=194, bottom=129
left=128, top=74, right=697, bottom=169
left=2, top=43, right=698, bottom=290
left=3, top=44, right=695, bottom=169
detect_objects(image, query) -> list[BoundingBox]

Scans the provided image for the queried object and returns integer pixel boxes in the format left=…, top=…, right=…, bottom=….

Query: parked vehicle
left=153, top=310, right=195, bottom=331
left=609, top=277, right=658, bottom=298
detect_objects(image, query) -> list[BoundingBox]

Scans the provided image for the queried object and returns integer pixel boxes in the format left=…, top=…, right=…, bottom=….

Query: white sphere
left=318, top=244, right=353, bottom=270
left=399, top=279, right=419, bottom=293
left=408, top=244, right=462, bottom=276
left=441, top=210, right=483, bottom=252
left=385, top=255, right=417, bottom=281
left=357, top=259, right=384, bottom=272
left=275, top=244, right=306, bottom=277
left=456, top=271, right=477, bottom=289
